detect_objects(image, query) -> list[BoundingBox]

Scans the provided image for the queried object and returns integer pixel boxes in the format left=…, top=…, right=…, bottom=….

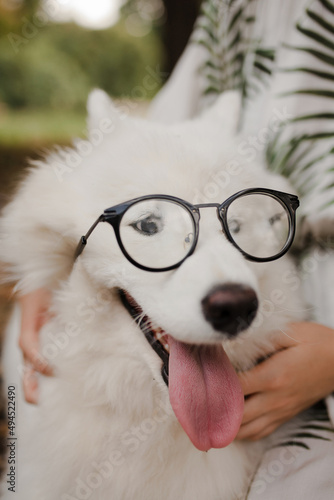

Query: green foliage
left=0, top=108, right=86, bottom=146
left=19, top=0, right=41, bottom=18
left=45, top=22, right=162, bottom=98
left=193, top=0, right=275, bottom=99
left=0, top=20, right=163, bottom=111
left=195, top=0, right=334, bottom=215
left=265, top=0, right=334, bottom=209
left=0, top=35, right=90, bottom=109
left=272, top=403, right=334, bottom=452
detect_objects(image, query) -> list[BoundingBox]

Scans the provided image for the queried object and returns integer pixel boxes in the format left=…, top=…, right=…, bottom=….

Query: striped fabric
left=149, top=1, right=334, bottom=496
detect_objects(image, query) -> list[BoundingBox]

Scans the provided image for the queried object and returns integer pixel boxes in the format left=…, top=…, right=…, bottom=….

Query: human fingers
left=19, top=289, right=53, bottom=375
left=241, top=393, right=267, bottom=425
left=236, top=414, right=281, bottom=441
left=237, top=359, right=276, bottom=397
left=237, top=326, right=304, bottom=398
left=22, top=364, right=39, bottom=404
left=236, top=392, right=290, bottom=441
left=274, top=322, right=334, bottom=348
left=19, top=288, right=52, bottom=331
left=19, top=330, right=53, bottom=376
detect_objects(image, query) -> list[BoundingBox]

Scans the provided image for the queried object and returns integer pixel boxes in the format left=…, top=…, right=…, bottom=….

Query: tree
left=161, top=0, right=201, bottom=73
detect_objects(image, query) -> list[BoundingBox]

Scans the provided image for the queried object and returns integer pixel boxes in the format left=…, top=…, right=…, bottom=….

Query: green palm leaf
left=272, top=440, right=311, bottom=450
left=193, top=0, right=274, bottom=98
left=319, top=0, right=334, bottom=14
left=266, top=0, right=334, bottom=213
left=282, top=44, right=334, bottom=66
left=300, top=424, right=334, bottom=432
left=195, top=0, right=334, bottom=215
left=306, top=8, right=334, bottom=33
left=273, top=402, right=333, bottom=452
left=286, top=432, right=331, bottom=441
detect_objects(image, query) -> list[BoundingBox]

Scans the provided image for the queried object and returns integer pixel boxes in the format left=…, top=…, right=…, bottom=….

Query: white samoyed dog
left=0, top=90, right=306, bottom=500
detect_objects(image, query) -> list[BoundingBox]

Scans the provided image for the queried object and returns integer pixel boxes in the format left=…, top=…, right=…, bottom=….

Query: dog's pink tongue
left=168, top=337, right=244, bottom=451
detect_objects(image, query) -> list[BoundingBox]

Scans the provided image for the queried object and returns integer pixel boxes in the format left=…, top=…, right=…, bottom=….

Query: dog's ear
left=202, top=90, right=242, bottom=134
left=87, top=89, right=123, bottom=134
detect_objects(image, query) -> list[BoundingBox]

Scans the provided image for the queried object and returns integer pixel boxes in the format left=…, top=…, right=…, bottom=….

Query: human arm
left=0, top=161, right=78, bottom=402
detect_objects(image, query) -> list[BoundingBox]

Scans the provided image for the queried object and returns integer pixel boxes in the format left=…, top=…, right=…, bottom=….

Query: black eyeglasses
left=74, top=188, right=299, bottom=272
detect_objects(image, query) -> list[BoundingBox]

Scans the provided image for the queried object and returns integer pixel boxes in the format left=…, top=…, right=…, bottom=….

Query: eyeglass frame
left=74, top=188, right=299, bottom=272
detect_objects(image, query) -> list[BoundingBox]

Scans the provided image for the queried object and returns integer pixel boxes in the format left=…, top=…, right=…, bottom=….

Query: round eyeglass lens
left=119, top=199, right=196, bottom=269
left=225, top=193, right=291, bottom=259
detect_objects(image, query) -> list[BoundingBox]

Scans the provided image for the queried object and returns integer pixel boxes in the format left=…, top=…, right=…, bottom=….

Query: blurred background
left=0, top=0, right=201, bottom=189
left=0, top=0, right=201, bottom=471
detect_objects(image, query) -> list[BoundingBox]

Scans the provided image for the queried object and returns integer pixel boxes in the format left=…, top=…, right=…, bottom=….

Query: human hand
left=19, top=289, right=53, bottom=404
left=236, top=322, right=334, bottom=441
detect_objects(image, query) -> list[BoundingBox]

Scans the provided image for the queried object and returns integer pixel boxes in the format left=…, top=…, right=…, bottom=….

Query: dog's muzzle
left=119, top=284, right=258, bottom=388
left=118, top=286, right=254, bottom=451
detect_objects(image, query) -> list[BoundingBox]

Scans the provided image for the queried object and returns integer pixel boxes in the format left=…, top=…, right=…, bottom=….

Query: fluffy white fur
left=0, top=90, right=306, bottom=499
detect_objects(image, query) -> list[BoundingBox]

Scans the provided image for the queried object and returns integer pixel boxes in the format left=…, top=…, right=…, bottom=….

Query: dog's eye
left=228, top=218, right=241, bottom=234
left=184, top=233, right=193, bottom=244
left=269, top=212, right=284, bottom=226
left=131, top=216, right=163, bottom=236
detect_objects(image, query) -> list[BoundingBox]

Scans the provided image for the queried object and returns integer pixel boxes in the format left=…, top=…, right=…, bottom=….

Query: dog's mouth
left=119, top=289, right=244, bottom=451
left=119, top=289, right=170, bottom=385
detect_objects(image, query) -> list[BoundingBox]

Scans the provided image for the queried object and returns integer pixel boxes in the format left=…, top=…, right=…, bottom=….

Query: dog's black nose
left=201, top=284, right=258, bottom=336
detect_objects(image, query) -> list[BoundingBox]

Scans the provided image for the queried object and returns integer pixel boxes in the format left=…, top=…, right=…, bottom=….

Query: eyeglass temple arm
left=74, top=214, right=106, bottom=261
